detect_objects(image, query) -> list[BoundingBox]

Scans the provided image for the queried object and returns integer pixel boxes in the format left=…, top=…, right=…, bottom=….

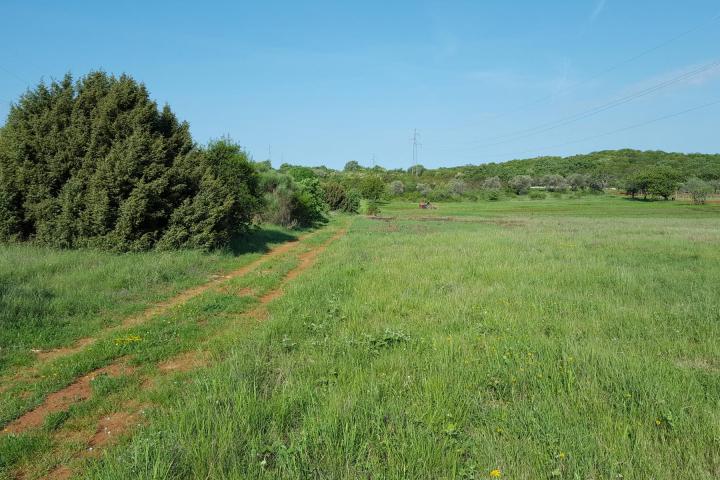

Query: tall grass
left=0, top=226, right=298, bottom=374
left=83, top=198, right=720, bottom=479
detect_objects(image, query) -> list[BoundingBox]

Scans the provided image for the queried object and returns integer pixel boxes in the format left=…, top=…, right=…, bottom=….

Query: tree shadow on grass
left=224, top=227, right=303, bottom=257
left=226, top=214, right=332, bottom=256
left=620, top=197, right=667, bottom=202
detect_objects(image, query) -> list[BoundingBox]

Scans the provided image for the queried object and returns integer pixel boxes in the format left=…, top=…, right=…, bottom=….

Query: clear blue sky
left=1, top=0, right=718, bottom=169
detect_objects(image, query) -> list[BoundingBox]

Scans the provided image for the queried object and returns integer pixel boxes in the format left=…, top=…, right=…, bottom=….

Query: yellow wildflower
left=490, top=469, right=501, bottom=477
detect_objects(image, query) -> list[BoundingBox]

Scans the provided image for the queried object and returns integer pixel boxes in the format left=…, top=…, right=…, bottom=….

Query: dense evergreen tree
left=0, top=72, right=261, bottom=251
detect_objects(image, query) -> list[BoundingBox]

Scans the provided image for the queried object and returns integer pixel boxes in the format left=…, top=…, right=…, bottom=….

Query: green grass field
left=1, top=196, right=719, bottom=479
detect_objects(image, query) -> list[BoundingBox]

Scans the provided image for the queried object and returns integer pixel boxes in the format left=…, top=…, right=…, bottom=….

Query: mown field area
left=1, top=195, right=719, bottom=479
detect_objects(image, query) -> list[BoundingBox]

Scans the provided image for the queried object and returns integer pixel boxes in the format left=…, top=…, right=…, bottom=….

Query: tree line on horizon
left=1, top=71, right=718, bottom=252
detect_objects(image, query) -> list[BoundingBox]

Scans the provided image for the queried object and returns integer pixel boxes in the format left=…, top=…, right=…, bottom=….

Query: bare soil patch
left=158, top=351, right=209, bottom=373
left=89, top=407, right=145, bottom=448
left=36, top=337, right=97, bottom=363
left=3, top=363, right=134, bottom=435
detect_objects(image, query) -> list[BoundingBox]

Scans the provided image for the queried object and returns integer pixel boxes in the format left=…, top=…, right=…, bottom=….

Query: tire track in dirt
left=259, top=227, right=347, bottom=304
left=34, top=226, right=348, bottom=480
left=36, top=236, right=310, bottom=362
left=2, top=362, right=135, bottom=434
left=1, top=234, right=317, bottom=439
left=0, top=234, right=315, bottom=398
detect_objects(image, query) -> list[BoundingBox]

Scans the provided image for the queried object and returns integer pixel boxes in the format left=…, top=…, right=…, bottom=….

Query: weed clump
left=365, top=328, right=410, bottom=351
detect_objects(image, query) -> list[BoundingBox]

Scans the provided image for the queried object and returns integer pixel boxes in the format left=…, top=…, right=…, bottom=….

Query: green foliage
left=344, top=160, right=362, bottom=172
left=482, top=176, right=502, bottom=190
left=528, top=189, right=547, bottom=200
left=459, top=149, right=720, bottom=185
left=323, top=181, right=359, bottom=213
left=681, top=177, right=712, bottom=204
left=157, top=140, right=261, bottom=250
left=542, top=174, right=568, bottom=192
left=416, top=183, right=432, bottom=197
left=389, top=180, right=405, bottom=195
left=363, top=199, right=381, bottom=215
left=509, top=175, right=532, bottom=194
left=644, top=166, right=681, bottom=200
left=295, top=177, right=328, bottom=223
left=0, top=72, right=261, bottom=251
left=280, top=164, right=317, bottom=182
left=710, top=179, right=720, bottom=193
left=323, top=181, right=346, bottom=210
left=447, top=178, right=466, bottom=195
left=487, top=189, right=501, bottom=201
left=359, top=175, right=385, bottom=200
left=566, top=173, right=589, bottom=191
left=340, top=189, right=360, bottom=213
left=260, top=170, right=327, bottom=228
left=326, top=149, right=719, bottom=202
left=627, top=166, right=681, bottom=200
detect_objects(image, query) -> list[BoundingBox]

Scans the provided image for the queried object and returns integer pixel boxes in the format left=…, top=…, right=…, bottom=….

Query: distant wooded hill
left=323, top=149, right=720, bottom=184
left=450, top=150, right=720, bottom=183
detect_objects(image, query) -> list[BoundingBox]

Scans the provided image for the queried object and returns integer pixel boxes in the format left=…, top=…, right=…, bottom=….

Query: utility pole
left=411, top=128, right=421, bottom=165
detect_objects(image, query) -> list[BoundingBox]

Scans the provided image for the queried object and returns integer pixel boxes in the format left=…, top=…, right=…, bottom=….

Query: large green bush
left=0, top=72, right=261, bottom=251
left=259, top=169, right=327, bottom=228
left=323, top=181, right=359, bottom=213
left=156, top=140, right=261, bottom=250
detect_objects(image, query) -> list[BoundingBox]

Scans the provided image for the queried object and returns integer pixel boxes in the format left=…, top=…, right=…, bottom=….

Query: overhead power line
left=0, top=65, right=30, bottom=86
left=485, top=11, right=720, bottom=122
left=474, top=98, right=720, bottom=161
left=460, top=58, right=720, bottom=150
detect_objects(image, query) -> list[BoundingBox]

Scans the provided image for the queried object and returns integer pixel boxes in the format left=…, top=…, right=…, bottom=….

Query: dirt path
left=15, top=226, right=348, bottom=480
left=3, top=362, right=134, bottom=434
left=12, top=235, right=312, bottom=377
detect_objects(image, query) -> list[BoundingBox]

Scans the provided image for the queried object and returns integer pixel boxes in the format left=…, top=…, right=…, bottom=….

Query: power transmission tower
left=411, top=129, right=421, bottom=165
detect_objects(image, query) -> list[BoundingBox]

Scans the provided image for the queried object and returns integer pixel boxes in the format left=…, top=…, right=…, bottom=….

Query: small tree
left=360, top=175, right=385, bottom=200
left=509, top=175, right=532, bottom=195
left=389, top=180, right=405, bottom=195
left=543, top=174, right=568, bottom=192
left=344, top=160, right=362, bottom=172
left=588, top=175, right=607, bottom=192
left=340, top=189, right=360, bottom=213
left=624, top=176, right=641, bottom=198
left=448, top=179, right=466, bottom=195
left=482, top=176, right=502, bottom=190
left=567, top=173, right=589, bottom=191
left=416, top=183, right=432, bottom=197
left=681, top=177, right=712, bottom=205
left=644, top=166, right=680, bottom=200
left=323, top=181, right=348, bottom=210
left=710, top=179, right=720, bottom=194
